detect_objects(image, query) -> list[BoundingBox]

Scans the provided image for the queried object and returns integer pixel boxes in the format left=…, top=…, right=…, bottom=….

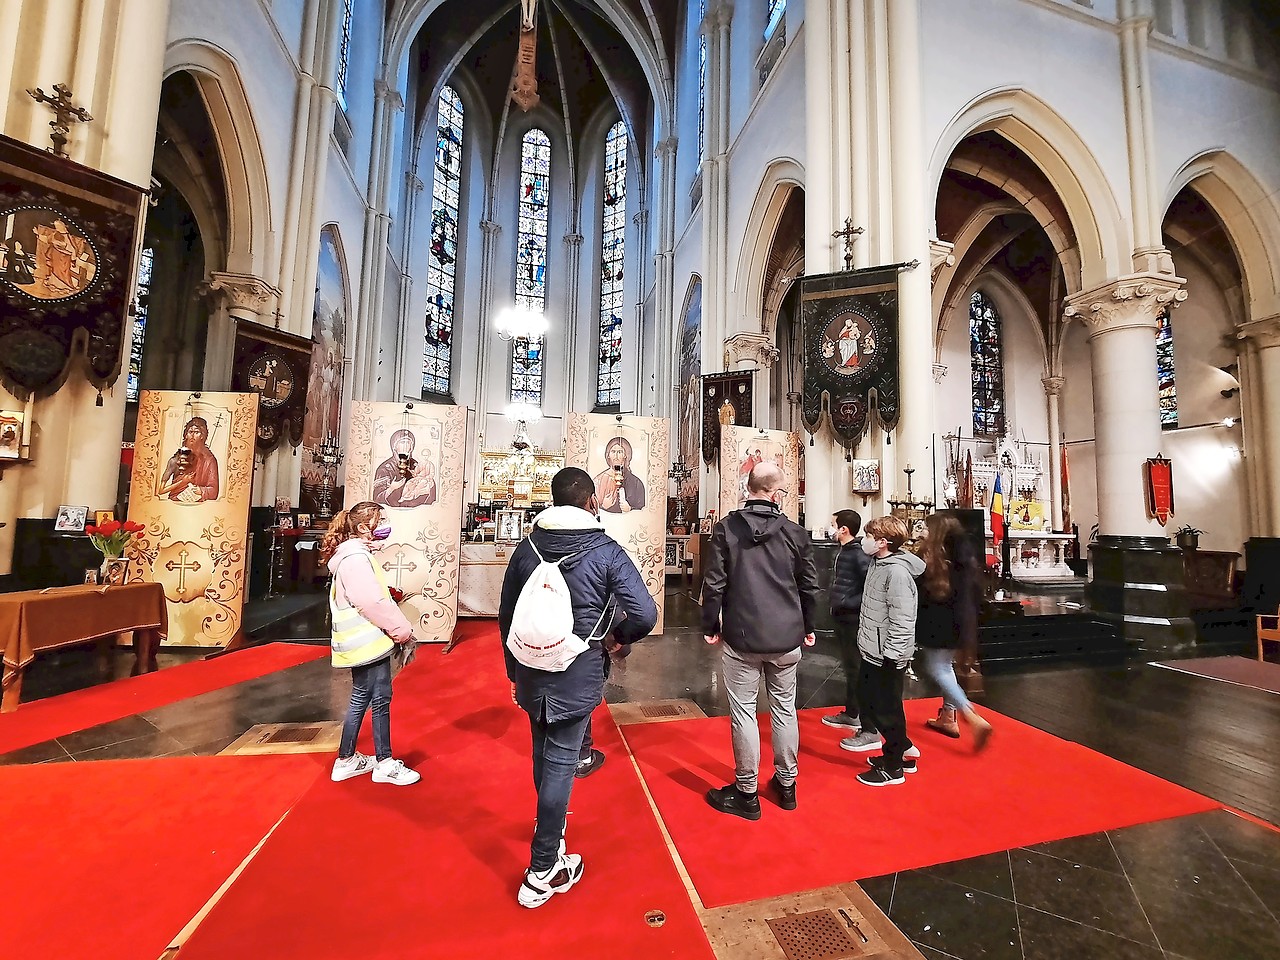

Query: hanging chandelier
left=494, top=304, right=549, bottom=343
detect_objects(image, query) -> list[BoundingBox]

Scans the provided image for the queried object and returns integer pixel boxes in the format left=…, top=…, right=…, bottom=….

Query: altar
left=458, top=542, right=509, bottom=618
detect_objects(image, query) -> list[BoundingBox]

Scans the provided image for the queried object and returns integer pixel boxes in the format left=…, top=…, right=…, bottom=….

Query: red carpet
left=0, top=755, right=322, bottom=960
left=1153, top=655, right=1280, bottom=694
left=622, top=700, right=1222, bottom=908
left=178, top=623, right=714, bottom=960
left=0, top=642, right=328, bottom=755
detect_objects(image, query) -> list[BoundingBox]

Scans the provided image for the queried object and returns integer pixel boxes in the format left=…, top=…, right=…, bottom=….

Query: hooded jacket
left=326, top=539, right=415, bottom=664
left=499, top=505, right=658, bottom=722
left=856, top=549, right=926, bottom=667
left=830, top=540, right=873, bottom=621
left=700, top=500, right=820, bottom=656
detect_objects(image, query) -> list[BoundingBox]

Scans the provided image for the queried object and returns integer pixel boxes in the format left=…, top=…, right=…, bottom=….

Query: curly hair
left=319, top=501, right=381, bottom=563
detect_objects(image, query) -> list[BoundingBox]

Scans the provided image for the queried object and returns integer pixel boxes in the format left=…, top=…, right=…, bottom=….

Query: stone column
left=1118, top=0, right=1171, bottom=273
left=653, top=137, right=678, bottom=419
left=1043, top=376, right=1065, bottom=532
left=562, top=232, right=584, bottom=409
left=395, top=173, right=425, bottom=398
left=473, top=219, right=503, bottom=424
left=1237, top=315, right=1280, bottom=535
left=1065, top=274, right=1194, bottom=649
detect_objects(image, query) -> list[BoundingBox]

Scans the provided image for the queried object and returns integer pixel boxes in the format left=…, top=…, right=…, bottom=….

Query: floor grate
left=263, top=725, right=325, bottom=744
left=764, top=910, right=863, bottom=960
left=640, top=703, right=687, bottom=718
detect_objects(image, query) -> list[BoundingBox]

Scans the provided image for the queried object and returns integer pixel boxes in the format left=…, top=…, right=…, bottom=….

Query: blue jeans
left=340, top=656, right=393, bottom=761
left=529, top=710, right=591, bottom=872
left=917, top=647, right=972, bottom=712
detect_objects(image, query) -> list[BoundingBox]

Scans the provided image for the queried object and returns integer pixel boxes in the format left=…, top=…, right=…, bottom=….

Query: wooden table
left=0, top=582, right=168, bottom=711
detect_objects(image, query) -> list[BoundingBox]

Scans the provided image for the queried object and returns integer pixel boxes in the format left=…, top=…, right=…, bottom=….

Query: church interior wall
left=1059, top=317, right=1098, bottom=541
left=674, top=0, right=705, bottom=228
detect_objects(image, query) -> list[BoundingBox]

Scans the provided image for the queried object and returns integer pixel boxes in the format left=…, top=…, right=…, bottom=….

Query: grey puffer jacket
left=856, top=549, right=926, bottom=667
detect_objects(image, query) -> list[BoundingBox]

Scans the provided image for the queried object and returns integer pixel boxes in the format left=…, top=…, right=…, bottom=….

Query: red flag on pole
left=991, top=472, right=1005, bottom=546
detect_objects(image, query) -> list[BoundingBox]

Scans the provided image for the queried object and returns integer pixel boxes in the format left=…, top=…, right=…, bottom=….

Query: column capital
left=713, top=1, right=735, bottom=30
left=1063, top=273, right=1186, bottom=339
left=202, top=271, right=282, bottom=316
left=1042, top=376, right=1066, bottom=397
left=480, top=219, right=502, bottom=236
left=374, top=79, right=404, bottom=111
left=1238, top=314, right=1280, bottom=350
left=723, top=331, right=779, bottom=368
left=655, top=136, right=678, bottom=159
left=563, top=233, right=584, bottom=248
left=406, top=172, right=425, bottom=192
left=929, top=239, right=955, bottom=282
left=632, top=208, right=649, bottom=230
left=931, top=363, right=948, bottom=384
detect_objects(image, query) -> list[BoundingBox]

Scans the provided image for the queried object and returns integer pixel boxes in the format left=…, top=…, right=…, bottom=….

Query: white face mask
left=860, top=535, right=880, bottom=556
left=825, top=524, right=839, bottom=541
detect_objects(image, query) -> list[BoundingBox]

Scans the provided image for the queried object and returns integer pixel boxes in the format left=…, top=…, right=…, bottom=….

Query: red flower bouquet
left=84, top=518, right=145, bottom=560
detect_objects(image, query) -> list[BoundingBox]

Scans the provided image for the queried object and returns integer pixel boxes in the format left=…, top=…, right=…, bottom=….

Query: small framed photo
left=54, top=504, right=89, bottom=533
left=0, top=410, right=24, bottom=459
left=851, top=459, right=882, bottom=496
left=296, top=512, right=312, bottom=529
left=274, top=497, right=292, bottom=514
left=699, top=517, right=714, bottom=534
left=103, top=558, right=128, bottom=586
left=495, top=509, right=524, bottom=544
left=94, top=509, right=115, bottom=527
left=84, top=568, right=100, bottom=584
left=277, top=515, right=294, bottom=530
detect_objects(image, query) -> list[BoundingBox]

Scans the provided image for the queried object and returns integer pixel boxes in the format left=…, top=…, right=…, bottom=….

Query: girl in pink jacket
left=320, top=501, right=420, bottom=786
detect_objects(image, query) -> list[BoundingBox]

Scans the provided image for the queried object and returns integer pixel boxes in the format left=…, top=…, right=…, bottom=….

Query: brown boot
left=926, top=706, right=961, bottom=739
left=965, top=709, right=993, bottom=752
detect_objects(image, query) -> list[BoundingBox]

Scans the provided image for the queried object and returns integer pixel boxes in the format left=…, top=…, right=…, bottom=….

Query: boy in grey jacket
left=840, top=515, right=926, bottom=785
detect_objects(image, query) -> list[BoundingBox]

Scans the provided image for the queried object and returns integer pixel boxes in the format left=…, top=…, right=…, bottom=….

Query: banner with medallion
left=719, top=425, right=801, bottom=523
left=566, top=413, right=670, bottom=634
left=126, top=391, right=258, bottom=646
left=701, top=370, right=754, bottom=465
left=1145, top=454, right=1174, bottom=526
left=345, top=401, right=466, bottom=643
left=799, top=266, right=901, bottom=447
left=0, top=133, right=146, bottom=399
left=230, top=320, right=313, bottom=453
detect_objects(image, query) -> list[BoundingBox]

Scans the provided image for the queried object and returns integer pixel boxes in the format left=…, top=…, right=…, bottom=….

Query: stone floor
left=4, top=583, right=1280, bottom=960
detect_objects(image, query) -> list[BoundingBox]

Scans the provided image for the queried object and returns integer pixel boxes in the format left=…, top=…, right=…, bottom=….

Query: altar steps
left=979, top=613, right=1127, bottom=670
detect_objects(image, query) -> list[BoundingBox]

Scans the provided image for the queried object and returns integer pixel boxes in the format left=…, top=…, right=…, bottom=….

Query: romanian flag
left=991, top=472, right=1005, bottom=546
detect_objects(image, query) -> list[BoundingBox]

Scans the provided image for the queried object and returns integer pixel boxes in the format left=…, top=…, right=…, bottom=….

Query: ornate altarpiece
left=127, top=391, right=258, bottom=646
left=477, top=450, right=563, bottom=506
left=566, top=413, right=669, bottom=634
left=345, top=401, right=466, bottom=643
left=701, top=371, right=754, bottom=464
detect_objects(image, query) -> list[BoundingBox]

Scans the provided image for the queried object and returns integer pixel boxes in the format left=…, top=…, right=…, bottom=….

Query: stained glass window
left=970, top=290, right=1006, bottom=439
left=423, top=85, right=463, bottom=396
left=698, top=0, right=707, bottom=160
left=336, top=0, right=354, bottom=108
left=1157, top=309, right=1177, bottom=428
left=765, top=0, right=787, bottom=39
left=512, top=128, right=551, bottom=406
left=596, top=122, right=627, bottom=408
left=126, top=246, right=153, bottom=404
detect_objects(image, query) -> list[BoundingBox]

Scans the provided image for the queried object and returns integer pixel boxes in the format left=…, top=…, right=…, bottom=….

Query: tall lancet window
left=126, top=246, right=154, bottom=403
left=969, top=290, right=1006, bottom=439
left=697, top=0, right=707, bottom=160
left=336, top=0, right=354, bottom=108
left=512, top=128, right=551, bottom=406
left=765, top=0, right=787, bottom=39
left=1157, top=309, right=1177, bottom=428
left=596, top=121, right=627, bottom=408
left=423, top=85, right=463, bottom=396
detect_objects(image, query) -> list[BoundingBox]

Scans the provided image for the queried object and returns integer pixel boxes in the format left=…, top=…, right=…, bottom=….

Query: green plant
left=1174, top=524, right=1203, bottom=537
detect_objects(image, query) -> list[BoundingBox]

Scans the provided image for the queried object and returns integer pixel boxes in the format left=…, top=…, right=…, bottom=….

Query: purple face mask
left=370, top=524, right=393, bottom=541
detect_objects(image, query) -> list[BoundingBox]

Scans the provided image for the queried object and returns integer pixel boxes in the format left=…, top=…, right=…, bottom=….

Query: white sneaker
left=371, top=757, right=421, bottom=785
left=839, top=732, right=884, bottom=753
left=518, top=853, right=584, bottom=908
left=905, top=745, right=921, bottom=759
left=331, top=752, right=376, bottom=782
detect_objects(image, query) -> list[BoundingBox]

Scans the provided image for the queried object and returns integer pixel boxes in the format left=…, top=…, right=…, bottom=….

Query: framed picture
left=274, top=497, right=292, bottom=514
left=277, top=515, right=294, bottom=530
left=0, top=410, right=24, bottom=459
left=851, top=459, right=882, bottom=496
left=103, top=558, right=127, bottom=586
left=94, top=509, right=115, bottom=527
left=83, top=568, right=100, bottom=584
left=54, top=504, right=89, bottom=532
left=297, top=512, right=312, bottom=529
left=495, top=509, right=524, bottom=544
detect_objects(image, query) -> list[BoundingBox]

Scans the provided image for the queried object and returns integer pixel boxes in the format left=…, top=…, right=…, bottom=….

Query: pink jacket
left=327, top=539, right=415, bottom=643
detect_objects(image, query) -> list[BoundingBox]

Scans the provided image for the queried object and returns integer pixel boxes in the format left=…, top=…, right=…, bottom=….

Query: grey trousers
left=721, top=644, right=802, bottom=792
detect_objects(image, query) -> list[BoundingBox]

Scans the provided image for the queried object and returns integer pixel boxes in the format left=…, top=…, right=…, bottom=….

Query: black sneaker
left=768, top=774, right=797, bottom=811
left=574, top=749, right=605, bottom=779
left=856, top=765, right=905, bottom=787
left=821, top=711, right=860, bottom=729
left=868, top=755, right=917, bottom=775
left=705, top=784, right=762, bottom=821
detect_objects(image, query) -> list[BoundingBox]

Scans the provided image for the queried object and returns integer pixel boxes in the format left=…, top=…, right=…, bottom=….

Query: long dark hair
left=921, top=513, right=965, bottom=601
left=319, top=501, right=381, bottom=563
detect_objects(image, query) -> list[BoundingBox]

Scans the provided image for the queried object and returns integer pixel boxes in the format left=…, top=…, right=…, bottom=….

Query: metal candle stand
left=315, top=432, right=345, bottom=520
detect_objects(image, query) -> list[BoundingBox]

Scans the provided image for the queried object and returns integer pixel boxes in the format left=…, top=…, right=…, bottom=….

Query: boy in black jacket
left=822, top=509, right=873, bottom=732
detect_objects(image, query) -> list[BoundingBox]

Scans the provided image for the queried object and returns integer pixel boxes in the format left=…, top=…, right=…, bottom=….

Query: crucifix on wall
left=511, top=0, right=540, bottom=112
left=26, top=83, right=93, bottom=158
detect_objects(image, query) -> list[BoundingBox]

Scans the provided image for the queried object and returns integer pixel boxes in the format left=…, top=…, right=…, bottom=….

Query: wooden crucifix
left=510, top=0, right=541, bottom=112
left=832, top=217, right=865, bottom=271
left=26, top=83, right=93, bottom=158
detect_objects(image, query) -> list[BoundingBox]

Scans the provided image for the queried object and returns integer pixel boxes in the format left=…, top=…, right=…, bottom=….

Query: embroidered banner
left=345, top=401, right=467, bottom=643
left=230, top=320, right=313, bottom=453
left=1145, top=454, right=1174, bottom=526
left=566, top=413, right=670, bottom=634
left=127, top=391, right=258, bottom=647
left=701, top=370, right=754, bottom=464
left=719, top=425, right=801, bottom=523
left=799, top=266, right=901, bottom=447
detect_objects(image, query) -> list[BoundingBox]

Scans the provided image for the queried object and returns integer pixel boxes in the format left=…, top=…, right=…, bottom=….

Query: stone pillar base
left=1088, top=536, right=1196, bottom=652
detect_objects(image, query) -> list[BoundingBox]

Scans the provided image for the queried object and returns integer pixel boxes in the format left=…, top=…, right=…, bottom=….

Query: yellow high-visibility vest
left=329, top=553, right=396, bottom=668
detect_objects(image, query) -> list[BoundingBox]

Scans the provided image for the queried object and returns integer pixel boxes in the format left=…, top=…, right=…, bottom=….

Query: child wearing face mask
left=320, top=500, right=421, bottom=786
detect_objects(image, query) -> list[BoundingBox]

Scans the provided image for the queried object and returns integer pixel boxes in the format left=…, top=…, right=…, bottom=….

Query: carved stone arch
left=1164, top=149, right=1280, bottom=321
left=734, top=158, right=805, bottom=340
left=974, top=269, right=1051, bottom=378
left=163, top=39, right=274, bottom=278
left=930, top=87, right=1126, bottom=292
left=933, top=200, right=1023, bottom=324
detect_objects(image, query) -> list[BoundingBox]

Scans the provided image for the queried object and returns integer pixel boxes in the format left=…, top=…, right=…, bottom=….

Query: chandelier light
left=494, top=304, right=549, bottom=342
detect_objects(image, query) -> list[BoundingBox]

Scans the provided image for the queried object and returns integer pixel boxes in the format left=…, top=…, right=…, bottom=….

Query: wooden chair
left=1258, top=606, right=1280, bottom=662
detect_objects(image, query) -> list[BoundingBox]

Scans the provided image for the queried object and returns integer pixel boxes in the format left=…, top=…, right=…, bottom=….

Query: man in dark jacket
left=499, top=467, right=658, bottom=908
left=701, top=461, right=821, bottom=819
left=823, top=509, right=874, bottom=732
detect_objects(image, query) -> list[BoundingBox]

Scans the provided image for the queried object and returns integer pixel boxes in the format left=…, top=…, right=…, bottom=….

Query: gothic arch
left=163, top=39, right=274, bottom=277
left=734, top=158, right=805, bottom=340
left=930, top=87, right=1126, bottom=292
left=1164, top=149, right=1280, bottom=320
